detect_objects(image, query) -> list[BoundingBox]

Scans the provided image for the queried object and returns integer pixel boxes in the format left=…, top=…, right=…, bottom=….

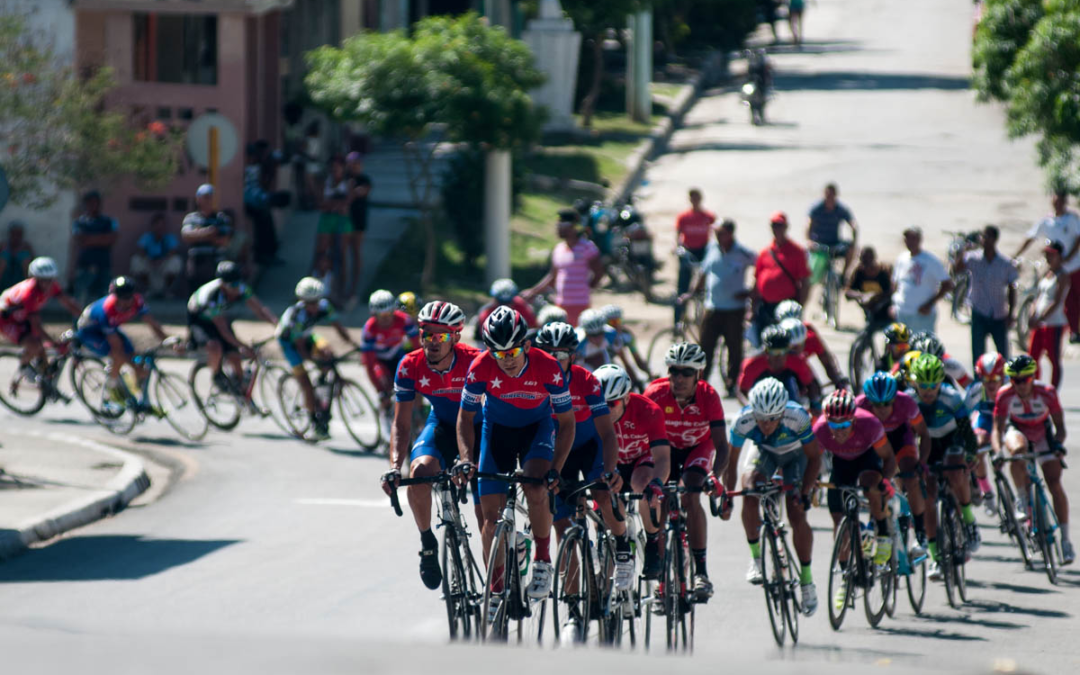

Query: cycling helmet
left=664, top=342, right=707, bottom=370
left=862, top=371, right=899, bottom=405
left=761, top=324, right=791, bottom=353
left=578, top=308, right=607, bottom=336
left=910, top=353, right=945, bottom=385
left=537, top=304, right=569, bottom=326
left=417, top=301, right=465, bottom=330
left=368, top=289, right=397, bottom=314
left=216, top=260, right=242, bottom=284
left=883, top=322, right=911, bottom=345
left=295, top=277, right=326, bottom=301
left=489, top=278, right=518, bottom=303
left=482, top=306, right=529, bottom=350
left=109, top=275, right=137, bottom=299
left=823, top=389, right=857, bottom=421
left=975, top=352, right=1006, bottom=381
left=28, top=257, right=58, bottom=280
left=897, top=350, right=922, bottom=383
left=534, top=321, right=580, bottom=351
left=1004, top=353, right=1037, bottom=378
left=398, top=291, right=420, bottom=316
left=912, top=332, right=944, bottom=358
left=595, top=363, right=633, bottom=402
left=779, top=317, right=807, bottom=347
left=774, top=300, right=803, bottom=322
left=600, top=304, right=623, bottom=323
left=749, top=378, right=789, bottom=418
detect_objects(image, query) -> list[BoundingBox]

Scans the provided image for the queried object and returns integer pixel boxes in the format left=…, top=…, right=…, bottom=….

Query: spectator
left=844, top=246, right=892, bottom=331
left=220, top=208, right=253, bottom=281
left=788, top=0, right=806, bottom=46
left=523, top=209, right=605, bottom=326
left=244, top=140, right=282, bottom=267
left=1016, top=191, right=1080, bottom=343
left=346, top=151, right=372, bottom=302
left=751, top=211, right=810, bottom=344
left=0, top=221, right=35, bottom=290
left=674, top=188, right=716, bottom=324
left=67, top=190, right=118, bottom=304
left=890, top=226, right=952, bottom=334
left=954, top=224, right=1018, bottom=363
left=1029, top=240, right=1070, bottom=388
left=130, top=213, right=183, bottom=298
left=680, top=219, right=755, bottom=395
left=806, top=182, right=858, bottom=279
left=181, top=184, right=233, bottom=290
left=313, top=155, right=358, bottom=306
left=301, top=120, right=323, bottom=210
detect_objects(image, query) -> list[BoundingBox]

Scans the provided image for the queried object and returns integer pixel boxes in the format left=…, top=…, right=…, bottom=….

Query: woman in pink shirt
left=524, top=209, right=605, bottom=326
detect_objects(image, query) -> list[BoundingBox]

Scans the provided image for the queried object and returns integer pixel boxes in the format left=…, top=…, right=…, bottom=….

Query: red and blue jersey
left=461, top=349, right=571, bottom=427
left=562, top=364, right=609, bottom=447
left=395, top=343, right=482, bottom=426
left=77, top=294, right=147, bottom=334
left=361, top=310, right=418, bottom=361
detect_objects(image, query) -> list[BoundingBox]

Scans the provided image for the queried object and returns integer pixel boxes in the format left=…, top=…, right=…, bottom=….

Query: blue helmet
left=862, top=371, right=898, bottom=405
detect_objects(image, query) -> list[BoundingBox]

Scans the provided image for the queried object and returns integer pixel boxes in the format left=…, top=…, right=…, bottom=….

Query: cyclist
left=737, top=324, right=821, bottom=412
left=806, top=182, right=858, bottom=279
left=76, top=276, right=175, bottom=406
left=455, top=307, right=575, bottom=604
left=857, top=371, right=932, bottom=556
left=361, top=289, right=419, bottom=406
left=397, top=291, right=421, bottom=320
left=969, top=352, right=1007, bottom=513
left=0, top=257, right=82, bottom=375
left=644, top=343, right=729, bottom=600
left=732, top=377, right=822, bottom=616
left=575, top=308, right=635, bottom=380
left=600, top=304, right=653, bottom=380
left=773, top=300, right=845, bottom=387
left=912, top=332, right=972, bottom=389
left=187, top=261, right=278, bottom=389
left=536, top=304, right=569, bottom=327
left=991, top=354, right=1073, bottom=563
left=876, top=322, right=911, bottom=373
left=275, top=277, right=361, bottom=440
left=909, top=353, right=981, bottom=580
left=476, top=279, right=537, bottom=335
left=533, top=323, right=629, bottom=590
left=381, top=301, right=483, bottom=590
left=594, top=363, right=671, bottom=580
left=779, top=317, right=849, bottom=389
left=892, top=349, right=923, bottom=388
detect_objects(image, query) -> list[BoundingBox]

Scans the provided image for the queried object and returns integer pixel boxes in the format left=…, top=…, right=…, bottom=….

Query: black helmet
left=534, top=321, right=579, bottom=352
left=109, top=276, right=137, bottom=299
left=216, top=260, right=242, bottom=283
left=761, top=324, right=791, bottom=352
left=481, top=306, right=529, bottom=351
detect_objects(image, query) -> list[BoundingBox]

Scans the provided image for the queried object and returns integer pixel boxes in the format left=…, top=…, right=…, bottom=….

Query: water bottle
left=860, top=521, right=876, bottom=559
left=516, top=531, right=531, bottom=577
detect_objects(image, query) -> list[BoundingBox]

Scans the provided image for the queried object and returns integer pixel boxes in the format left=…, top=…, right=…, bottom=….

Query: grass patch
left=650, top=82, right=689, bottom=100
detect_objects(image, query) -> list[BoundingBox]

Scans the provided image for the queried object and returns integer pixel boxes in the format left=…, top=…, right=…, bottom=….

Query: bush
left=440, top=148, right=527, bottom=265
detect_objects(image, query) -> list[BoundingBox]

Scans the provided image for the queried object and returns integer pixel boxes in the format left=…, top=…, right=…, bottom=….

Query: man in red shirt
left=751, top=212, right=810, bottom=344
left=674, top=189, right=716, bottom=324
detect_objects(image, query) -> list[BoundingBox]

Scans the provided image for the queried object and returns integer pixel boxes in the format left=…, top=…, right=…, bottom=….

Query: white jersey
left=729, top=402, right=814, bottom=456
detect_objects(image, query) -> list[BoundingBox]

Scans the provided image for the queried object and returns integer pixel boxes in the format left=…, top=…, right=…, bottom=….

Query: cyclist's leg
left=553, top=435, right=591, bottom=538
left=1004, top=428, right=1032, bottom=500
left=1037, top=442, right=1069, bottom=540
left=17, top=325, right=45, bottom=366
left=477, top=419, right=512, bottom=567
left=740, top=448, right=771, bottom=543
left=280, top=337, right=316, bottom=412
left=627, top=456, right=658, bottom=535
left=678, top=442, right=714, bottom=571
left=407, top=417, right=445, bottom=531
left=782, top=450, right=813, bottom=568
left=892, top=426, right=926, bottom=540
left=944, top=441, right=973, bottom=524
left=521, top=418, right=555, bottom=563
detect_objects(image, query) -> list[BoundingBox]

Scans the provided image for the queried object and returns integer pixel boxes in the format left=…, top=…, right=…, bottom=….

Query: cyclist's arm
left=522, top=269, right=555, bottom=300
left=389, top=398, right=414, bottom=473
left=710, top=423, right=730, bottom=478
left=806, top=378, right=822, bottom=414
left=57, top=293, right=82, bottom=317
left=628, top=342, right=651, bottom=375
left=26, top=314, right=57, bottom=343
left=814, top=343, right=844, bottom=386
left=211, top=315, right=246, bottom=349
left=552, top=409, right=576, bottom=473
left=456, top=408, right=478, bottom=465
left=595, top=413, right=619, bottom=476
left=991, top=408, right=1007, bottom=457
left=651, top=441, right=672, bottom=485
left=1052, top=409, right=1066, bottom=446
left=913, top=416, right=932, bottom=465
left=245, top=296, right=278, bottom=325
left=142, top=313, right=169, bottom=343
left=847, top=216, right=858, bottom=246
left=588, top=255, right=605, bottom=289
left=361, top=351, right=382, bottom=391
left=331, top=321, right=356, bottom=346
left=801, top=438, right=823, bottom=498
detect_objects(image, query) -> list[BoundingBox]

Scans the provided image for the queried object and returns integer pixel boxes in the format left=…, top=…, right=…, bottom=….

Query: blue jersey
left=461, top=349, right=572, bottom=427
left=730, top=401, right=814, bottom=456
left=916, top=383, right=969, bottom=439
left=77, top=294, right=147, bottom=334
left=575, top=325, right=621, bottom=369
left=394, top=343, right=481, bottom=427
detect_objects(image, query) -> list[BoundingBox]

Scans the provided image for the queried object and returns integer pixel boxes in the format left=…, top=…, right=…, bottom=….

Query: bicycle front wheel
left=848, top=331, right=877, bottom=388
left=188, top=362, right=242, bottom=431
left=995, top=473, right=1031, bottom=568
left=552, top=530, right=591, bottom=645
left=256, top=363, right=295, bottom=435
left=940, top=505, right=962, bottom=609
left=0, top=352, right=46, bottom=415
left=442, top=528, right=473, bottom=640
left=824, top=271, right=840, bottom=329
left=664, top=532, right=690, bottom=652
left=863, top=550, right=889, bottom=628
left=1015, top=295, right=1036, bottom=352
left=828, top=517, right=857, bottom=630
left=902, top=522, right=927, bottom=615
left=951, top=275, right=971, bottom=325
left=481, top=523, right=514, bottom=642
left=154, top=371, right=209, bottom=441
left=336, top=379, right=382, bottom=451
left=646, top=327, right=679, bottom=369
left=782, top=535, right=801, bottom=643
left=761, top=527, right=787, bottom=646
left=1036, top=491, right=1059, bottom=585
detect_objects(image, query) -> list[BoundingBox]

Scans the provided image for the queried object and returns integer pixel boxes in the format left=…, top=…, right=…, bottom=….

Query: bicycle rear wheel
left=552, top=530, right=591, bottom=645
left=78, top=364, right=137, bottom=434
left=848, top=330, right=878, bottom=387
left=256, top=363, right=294, bottom=434
left=337, top=379, right=383, bottom=451
left=782, top=536, right=801, bottom=644
left=276, top=373, right=311, bottom=438
left=0, top=353, right=46, bottom=415
left=482, top=523, right=514, bottom=642
left=951, top=275, right=971, bottom=325
left=995, top=473, right=1031, bottom=568
left=828, top=518, right=857, bottom=631
left=155, top=371, right=209, bottom=441
left=646, top=327, right=679, bottom=369
left=761, top=527, right=787, bottom=645
left=1036, top=491, right=1059, bottom=585
left=1015, top=295, right=1036, bottom=352
left=188, top=362, right=242, bottom=431
left=824, top=270, right=840, bottom=329
left=940, top=504, right=962, bottom=609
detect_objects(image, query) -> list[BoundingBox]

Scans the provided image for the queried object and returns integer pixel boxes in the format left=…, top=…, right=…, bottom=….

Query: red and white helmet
left=417, top=301, right=465, bottom=330
left=975, top=352, right=1006, bottom=381
left=823, top=389, right=856, bottom=422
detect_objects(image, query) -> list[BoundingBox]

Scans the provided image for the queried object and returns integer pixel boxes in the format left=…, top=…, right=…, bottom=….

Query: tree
left=971, top=0, right=1044, bottom=102
left=0, top=12, right=181, bottom=210
left=653, top=0, right=758, bottom=55
left=305, top=13, right=545, bottom=288
left=562, top=0, right=643, bottom=128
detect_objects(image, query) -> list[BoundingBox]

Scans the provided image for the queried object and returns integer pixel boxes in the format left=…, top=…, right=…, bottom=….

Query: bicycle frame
left=1005, top=452, right=1063, bottom=583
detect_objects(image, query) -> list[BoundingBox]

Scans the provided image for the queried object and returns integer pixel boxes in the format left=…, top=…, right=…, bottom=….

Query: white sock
left=1061, top=522, right=1070, bottom=543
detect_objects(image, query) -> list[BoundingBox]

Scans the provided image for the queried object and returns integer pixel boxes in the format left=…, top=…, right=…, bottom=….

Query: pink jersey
left=855, top=391, right=924, bottom=433
left=0, top=278, right=61, bottom=322
left=813, top=408, right=886, bottom=460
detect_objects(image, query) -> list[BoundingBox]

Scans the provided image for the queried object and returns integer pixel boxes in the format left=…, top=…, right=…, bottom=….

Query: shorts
left=554, top=437, right=603, bottom=520
left=812, top=240, right=851, bottom=257
left=616, top=454, right=655, bottom=488
left=317, top=212, right=353, bottom=235
left=827, top=451, right=884, bottom=512
left=670, top=441, right=716, bottom=483
left=789, top=0, right=805, bottom=11
left=886, top=425, right=918, bottom=462
left=1003, top=427, right=1058, bottom=465
left=0, top=317, right=31, bottom=345
left=927, top=433, right=966, bottom=465
left=749, top=446, right=808, bottom=487
left=188, top=313, right=238, bottom=354
left=477, top=417, right=555, bottom=497
left=410, top=413, right=481, bottom=502
left=278, top=333, right=328, bottom=369
left=76, top=327, right=133, bottom=358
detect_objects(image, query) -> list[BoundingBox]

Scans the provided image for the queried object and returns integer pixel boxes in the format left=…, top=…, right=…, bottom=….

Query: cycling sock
left=961, top=503, right=976, bottom=525
left=799, top=562, right=812, bottom=585
left=615, top=534, right=631, bottom=553
left=646, top=531, right=661, bottom=546
left=692, top=548, right=707, bottom=576
left=876, top=519, right=889, bottom=537
left=928, top=539, right=938, bottom=561
left=913, top=513, right=927, bottom=540
left=977, top=477, right=993, bottom=494
left=533, top=535, right=551, bottom=563
left=1062, top=523, right=1071, bottom=543
left=748, top=539, right=761, bottom=559
left=420, top=528, right=437, bottom=550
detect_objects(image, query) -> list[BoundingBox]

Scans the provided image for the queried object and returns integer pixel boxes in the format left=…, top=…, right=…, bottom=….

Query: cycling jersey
left=574, top=325, right=621, bottom=369
left=477, top=297, right=537, bottom=329
left=360, top=310, right=418, bottom=362
left=644, top=378, right=724, bottom=449
left=187, top=278, right=254, bottom=320
left=275, top=299, right=336, bottom=342
left=0, top=278, right=61, bottom=322
left=966, top=381, right=995, bottom=434
left=943, top=353, right=972, bottom=389
left=855, top=391, right=923, bottom=433
left=813, top=408, right=886, bottom=460
left=993, top=381, right=1061, bottom=444
left=613, top=393, right=669, bottom=464
left=916, top=383, right=969, bottom=439
left=78, top=294, right=147, bottom=333
left=562, top=364, right=609, bottom=448
left=461, top=349, right=571, bottom=427
left=730, top=401, right=814, bottom=456
left=804, top=322, right=825, bottom=359
left=737, top=353, right=814, bottom=396
left=395, top=343, right=482, bottom=426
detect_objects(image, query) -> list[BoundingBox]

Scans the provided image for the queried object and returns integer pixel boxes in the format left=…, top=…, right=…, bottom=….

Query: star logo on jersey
left=399, top=366, right=409, bottom=376
left=593, top=383, right=601, bottom=394
left=552, top=372, right=563, bottom=385
left=467, top=371, right=477, bottom=382
left=418, top=376, right=431, bottom=388
left=491, top=376, right=503, bottom=389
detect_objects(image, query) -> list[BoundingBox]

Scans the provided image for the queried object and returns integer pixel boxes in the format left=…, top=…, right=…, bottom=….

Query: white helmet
left=537, top=304, right=569, bottom=326
left=749, top=378, right=789, bottom=418
left=417, top=301, right=466, bottom=329
left=664, top=342, right=707, bottom=370
left=774, top=300, right=803, bottom=322
left=368, top=289, right=397, bottom=314
left=579, top=308, right=607, bottom=335
left=599, top=304, right=623, bottom=323
left=295, top=277, right=326, bottom=301
left=595, top=363, right=633, bottom=402
left=779, top=318, right=806, bottom=347
left=489, top=278, right=518, bottom=303
left=28, top=257, right=58, bottom=280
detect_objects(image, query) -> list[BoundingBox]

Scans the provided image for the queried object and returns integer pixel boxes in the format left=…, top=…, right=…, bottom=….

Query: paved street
left=2, top=0, right=1078, bottom=671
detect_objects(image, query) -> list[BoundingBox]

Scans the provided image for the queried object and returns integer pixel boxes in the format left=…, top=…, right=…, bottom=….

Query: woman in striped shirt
left=524, top=209, right=606, bottom=326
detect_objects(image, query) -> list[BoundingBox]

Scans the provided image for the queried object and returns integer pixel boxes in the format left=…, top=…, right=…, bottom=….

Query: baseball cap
left=769, top=211, right=788, bottom=226
left=196, top=184, right=214, bottom=197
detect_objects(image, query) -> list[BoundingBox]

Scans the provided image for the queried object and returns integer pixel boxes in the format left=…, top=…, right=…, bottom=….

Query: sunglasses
left=1012, top=375, right=1033, bottom=384
left=551, top=350, right=573, bottom=361
left=669, top=367, right=697, bottom=379
left=492, top=346, right=525, bottom=360
left=421, top=331, right=455, bottom=344
left=765, top=349, right=788, bottom=357
left=982, top=375, right=1002, bottom=383
left=916, top=382, right=940, bottom=390
left=754, top=413, right=783, bottom=423
left=827, top=419, right=853, bottom=430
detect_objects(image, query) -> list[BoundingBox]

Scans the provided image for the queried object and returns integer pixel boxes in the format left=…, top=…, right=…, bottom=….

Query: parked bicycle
left=0, top=330, right=102, bottom=416
left=824, top=483, right=896, bottom=630
left=847, top=321, right=890, bottom=387
left=188, top=337, right=294, bottom=434
left=1013, top=257, right=1045, bottom=350
left=1004, top=450, right=1067, bottom=584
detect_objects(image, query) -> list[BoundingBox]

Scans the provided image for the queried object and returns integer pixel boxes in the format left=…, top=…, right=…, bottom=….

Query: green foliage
left=972, top=0, right=1044, bottom=102
left=562, top=0, right=642, bottom=39
left=0, top=12, right=181, bottom=209
left=440, top=148, right=526, bottom=265
left=658, top=0, right=758, bottom=52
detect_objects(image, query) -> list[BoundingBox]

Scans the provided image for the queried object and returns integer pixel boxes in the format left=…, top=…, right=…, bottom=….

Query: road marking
left=294, top=498, right=387, bottom=507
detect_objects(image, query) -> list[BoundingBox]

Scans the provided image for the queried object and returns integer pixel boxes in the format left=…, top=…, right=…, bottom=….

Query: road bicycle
left=1004, top=450, right=1067, bottom=584
left=810, top=243, right=843, bottom=329
left=824, top=483, right=896, bottom=630
left=387, top=471, right=484, bottom=641
left=929, top=463, right=969, bottom=609
left=892, top=474, right=928, bottom=615
left=847, top=319, right=891, bottom=387
left=0, top=331, right=103, bottom=416
left=944, top=229, right=981, bottom=326
left=990, top=453, right=1032, bottom=569
left=1013, top=257, right=1045, bottom=350
left=643, top=482, right=698, bottom=653
left=188, top=337, right=294, bottom=434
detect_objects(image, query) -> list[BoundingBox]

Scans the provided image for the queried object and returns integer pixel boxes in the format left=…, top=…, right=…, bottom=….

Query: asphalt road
left=2, top=0, right=1078, bottom=672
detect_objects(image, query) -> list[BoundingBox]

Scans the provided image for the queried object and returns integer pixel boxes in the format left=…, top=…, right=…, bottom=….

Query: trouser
left=1066, top=269, right=1080, bottom=336
left=246, top=204, right=279, bottom=263
left=675, top=246, right=706, bottom=324
left=700, top=308, right=744, bottom=390
left=1029, top=324, right=1064, bottom=389
left=970, top=309, right=1009, bottom=365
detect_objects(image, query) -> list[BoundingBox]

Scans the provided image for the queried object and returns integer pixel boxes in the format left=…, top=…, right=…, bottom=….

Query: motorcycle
left=743, top=49, right=771, bottom=126
left=604, top=198, right=659, bottom=302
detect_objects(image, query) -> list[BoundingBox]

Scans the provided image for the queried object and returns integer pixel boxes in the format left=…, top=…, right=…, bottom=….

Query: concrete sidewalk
left=0, top=429, right=150, bottom=559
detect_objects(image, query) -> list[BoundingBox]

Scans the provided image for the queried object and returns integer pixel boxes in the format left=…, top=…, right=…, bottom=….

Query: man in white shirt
left=890, top=227, right=953, bottom=334
left=1015, top=191, right=1080, bottom=342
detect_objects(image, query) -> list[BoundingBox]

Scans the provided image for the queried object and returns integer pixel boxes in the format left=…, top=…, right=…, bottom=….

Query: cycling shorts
left=278, top=333, right=328, bottom=369
left=616, top=453, right=654, bottom=489
left=0, top=317, right=31, bottom=345
left=477, top=417, right=555, bottom=497
left=886, top=425, right=918, bottom=462
left=670, top=441, right=716, bottom=483
left=749, top=446, right=807, bottom=488
left=76, top=327, right=133, bottom=358
left=554, top=437, right=603, bottom=520
left=928, top=433, right=966, bottom=466
left=410, top=414, right=480, bottom=502
left=827, top=451, right=883, bottom=513
left=188, top=312, right=238, bottom=354
left=1003, top=426, right=1058, bottom=466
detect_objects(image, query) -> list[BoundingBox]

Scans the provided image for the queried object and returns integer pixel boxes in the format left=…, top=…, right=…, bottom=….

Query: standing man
left=751, top=212, right=810, bottom=344
left=67, top=190, right=119, bottom=304
left=953, top=225, right=1018, bottom=364
left=679, top=219, right=755, bottom=394
left=181, top=184, right=233, bottom=290
left=674, top=188, right=716, bottom=325
left=523, top=209, right=605, bottom=326
left=806, top=183, right=858, bottom=279
left=890, top=227, right=952, bottom=335
left=1016, top=191, right=1080, bottom=343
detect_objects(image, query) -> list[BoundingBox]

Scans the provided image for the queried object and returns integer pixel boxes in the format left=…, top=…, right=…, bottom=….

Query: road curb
left=0, top=431, right=151, bottom=560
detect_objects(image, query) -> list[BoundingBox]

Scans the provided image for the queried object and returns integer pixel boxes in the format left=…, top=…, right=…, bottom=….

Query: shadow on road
left=773, top=71, right=970, bottom=93
left=764, top=39, right=868, bottom=57
left=874, top=626, right=986, bottom=641
left=0, top=535, right=238, bottom=582
left=242, top=432, right=297, bottom=442
left=131, top=435, right=207, bottom=450
left=966, top=579, right=1059, bottom=595
left=972, top=553, right=1027, bottom=565
left=915, top=612, right=1025, bottom=631
left=966, top=598, right=1071, bottom=619
left=666, top=141, right=800, bottom=155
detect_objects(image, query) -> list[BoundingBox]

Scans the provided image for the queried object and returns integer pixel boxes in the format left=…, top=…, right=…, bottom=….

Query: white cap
left=196, top=184, right=214, bottom=197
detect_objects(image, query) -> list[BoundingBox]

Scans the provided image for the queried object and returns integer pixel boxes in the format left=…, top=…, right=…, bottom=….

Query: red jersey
left=738, top=353, right=815, bottom=394
left=613, top=393, right=669, bottom=464
left=675, top=209, right=716, bottom=250
left=461, top=349, right=571, bottom=427
left=644, top=378, right=725, bottom=449
left=0, top=278, right=61, bottom=322
left=804, top=322, right=824, bottom=358
left=994, top=381, right=1061, bottom=443
left=361, top=310, right=418, bottom=361
left=477, top=297, right=537, bottom=330
left=394, top=343, right=481, bottom=426
left=565, top=364, right=607, bottom=425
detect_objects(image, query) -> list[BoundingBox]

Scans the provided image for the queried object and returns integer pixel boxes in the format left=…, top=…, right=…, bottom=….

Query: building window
left=133, top=14, right=218, bottom=85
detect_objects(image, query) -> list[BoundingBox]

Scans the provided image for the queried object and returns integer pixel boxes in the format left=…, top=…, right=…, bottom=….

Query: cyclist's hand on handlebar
left=800, top=493, right=813, bottom=512
left=451, top=460, right=475, bottom=486
left=380, top=468, right=402, bottom=496
left=603, top=471, right=624, bottom=493
left=645, top=479, right=665, bottom=505
left=545, top=469, right=562, bottom=493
